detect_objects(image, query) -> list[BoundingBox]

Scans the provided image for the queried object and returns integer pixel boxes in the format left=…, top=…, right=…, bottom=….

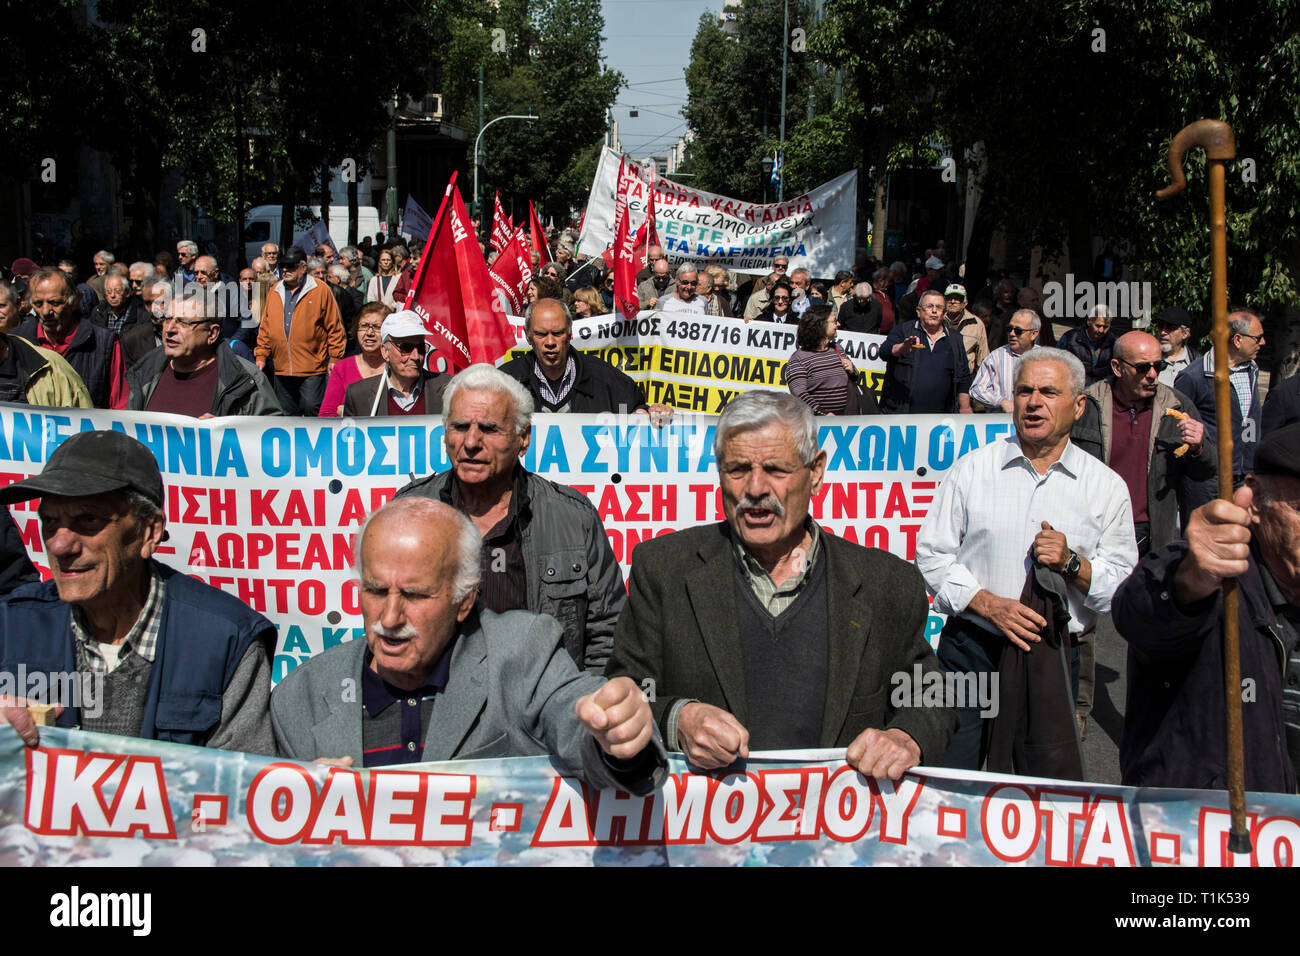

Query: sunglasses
left=772, top=295, right=791, bottom=302
left=1119, top=358, right=1169, bottom=375
left=1007, top=326, right=1037, bottom=336
left=389, top=340, right=428, bottom=355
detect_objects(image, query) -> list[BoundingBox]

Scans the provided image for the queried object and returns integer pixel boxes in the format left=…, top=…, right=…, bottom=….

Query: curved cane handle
left=1156, top=120, right=1237, bottom=199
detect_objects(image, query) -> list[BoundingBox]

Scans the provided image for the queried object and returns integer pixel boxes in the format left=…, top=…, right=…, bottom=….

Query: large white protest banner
left=576, top=147, right=858, bottom=275
left=1, top=406, right=1008, bottom=678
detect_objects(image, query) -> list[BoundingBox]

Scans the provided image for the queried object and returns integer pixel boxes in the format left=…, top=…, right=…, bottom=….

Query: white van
left=243, top=205, right=383, bottom=262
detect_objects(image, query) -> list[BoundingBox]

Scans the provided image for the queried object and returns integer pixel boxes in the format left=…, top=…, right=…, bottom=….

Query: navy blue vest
left=0, top=565, right=272, bottom=745
left=13, top=316, right=117, bottom=408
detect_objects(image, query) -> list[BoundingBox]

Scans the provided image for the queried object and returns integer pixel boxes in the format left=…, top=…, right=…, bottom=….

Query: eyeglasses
left=773, top=262, right=789, bottom=270
left=358, top=323, right=384, bottom=332
left=389, top=340, right=428, bottom=355
left=1119, top=358, right=1169, bottom=375
left=1007, top=326, right=1037, bottom=336
left=1235, top=331, right=1265, bottom=343
left=162, top=316, right=217, bottom=329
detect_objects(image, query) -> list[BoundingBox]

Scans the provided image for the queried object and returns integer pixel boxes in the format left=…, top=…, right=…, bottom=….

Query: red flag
left=487, top=226, right=534, bottom=315
left=642, top=187, right=660, bottom=259
left=403, top=171, right=515, bottom=371
left=528, top=201, right=552, bottom=266
left=490, top=192, right=513, bottom=256
left=612, top=158, right=639, bottom=320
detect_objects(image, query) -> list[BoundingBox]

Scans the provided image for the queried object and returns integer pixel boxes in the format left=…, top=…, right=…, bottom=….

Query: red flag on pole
left=487, top=226, right=534, bottom=315
left=642, top=187, right=660, bottom=260
left=490, top=192, right=513, bottom=256
left=528, top=200, right=552, bottom=267
left=403, top=171, right=515, bottom=371
left=612, top=158, right=639, bottom=319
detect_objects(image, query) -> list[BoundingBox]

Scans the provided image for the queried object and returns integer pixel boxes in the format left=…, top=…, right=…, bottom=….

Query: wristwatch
left=1064, top=550, right=1081, bottom=577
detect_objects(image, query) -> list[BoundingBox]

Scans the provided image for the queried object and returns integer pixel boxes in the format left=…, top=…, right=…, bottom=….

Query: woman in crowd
left=319, top=302, right=391, bottom=417
left=783, top=303, right=859, bottom=416
left=756, top=279, right=795, bottom=323
left=572, top=286, right=606, bottom=317
left=527, top=275, right=565, bottom=304
left=704, top=265, right=733, bottom=316
left=366, top=248, right=401, bottom=308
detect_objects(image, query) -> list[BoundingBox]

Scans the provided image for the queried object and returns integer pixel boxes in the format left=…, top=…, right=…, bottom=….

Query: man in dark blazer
left=343, top=310, right=450, bottom=416
left=605, top=390, right=956, bottom=775
left=271, top=496, right=665, bottom=793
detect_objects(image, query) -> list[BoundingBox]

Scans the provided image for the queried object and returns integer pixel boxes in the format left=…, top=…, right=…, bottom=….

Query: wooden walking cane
left=1157, top=119, right=1252, bottom=854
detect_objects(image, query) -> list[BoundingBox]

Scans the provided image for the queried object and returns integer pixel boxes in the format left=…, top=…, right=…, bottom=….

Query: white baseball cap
left=380, top=310, right=427, bottom=341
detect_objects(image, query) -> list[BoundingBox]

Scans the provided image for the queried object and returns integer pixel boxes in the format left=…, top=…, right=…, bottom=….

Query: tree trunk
left=279, top=171, right=295, bottom=251
left=127, top=147, right=162, bottom=262
left=870, top=142, right=889, bottom=261
left=320, top=165, right=331, bottom=243
left=348, top=174, right=359, bottom=247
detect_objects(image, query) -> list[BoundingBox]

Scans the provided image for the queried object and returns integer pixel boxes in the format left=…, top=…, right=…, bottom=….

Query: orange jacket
left=255, top=276, right=345, bottom=376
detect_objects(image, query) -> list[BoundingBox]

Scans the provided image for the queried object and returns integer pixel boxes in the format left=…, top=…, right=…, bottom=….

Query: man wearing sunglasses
left=659, top=265, right=705, bottom=314
left=1070, top=330, right=1213, bottom=738
left=343, top=310, right=450, bottom=417
left=1175, top=308, right=1265, bottom=516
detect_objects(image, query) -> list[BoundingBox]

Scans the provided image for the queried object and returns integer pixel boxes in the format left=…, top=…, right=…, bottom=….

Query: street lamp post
left=473, top=113, right=539, bottom=222
left=761, top=156, right=774, bottom=203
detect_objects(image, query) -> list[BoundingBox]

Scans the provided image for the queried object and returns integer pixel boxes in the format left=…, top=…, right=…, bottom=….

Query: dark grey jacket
left=342, top=369, right=450, bottom=417
left=1071, top=381, right=1214, bottom=550
left=126, top=344, right=282, bottom=417
left=396, top=469, right=624, bottom=673
left=269, top=609, right=665, bottom=794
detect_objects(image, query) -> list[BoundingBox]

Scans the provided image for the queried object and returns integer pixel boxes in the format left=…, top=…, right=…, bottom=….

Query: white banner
left=577, top=147, right=858, bottom=276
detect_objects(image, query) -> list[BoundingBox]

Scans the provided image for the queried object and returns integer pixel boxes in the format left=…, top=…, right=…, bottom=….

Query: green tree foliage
left=684, top=0, right=834, bottom=202
left=477, top=0, right=622, bottom=220
left=804, top=0, right=1300, bottom=314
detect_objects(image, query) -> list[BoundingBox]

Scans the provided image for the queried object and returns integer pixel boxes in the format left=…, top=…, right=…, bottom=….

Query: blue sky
left=599, top=0, right=719, bottom=160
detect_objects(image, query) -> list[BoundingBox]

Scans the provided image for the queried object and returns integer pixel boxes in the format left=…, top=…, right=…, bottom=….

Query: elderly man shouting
left=270, top=497, right=665, bottom=792
left=606, top=390, right=955, bottom=776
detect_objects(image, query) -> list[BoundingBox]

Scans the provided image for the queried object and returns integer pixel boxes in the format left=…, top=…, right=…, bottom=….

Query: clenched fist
left=575, top=676, right=655, bottom=761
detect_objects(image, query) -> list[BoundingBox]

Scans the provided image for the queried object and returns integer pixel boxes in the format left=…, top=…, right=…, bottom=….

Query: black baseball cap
left=1254, top=423, right=1300, bottom=483
left=1156, top=306, right=1193, bottom=329
left=0, top=431, right=165, bottom=507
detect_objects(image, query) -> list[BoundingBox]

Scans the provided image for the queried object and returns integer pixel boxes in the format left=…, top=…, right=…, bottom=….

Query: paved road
left=1082, top=613, right=1126, bottom=785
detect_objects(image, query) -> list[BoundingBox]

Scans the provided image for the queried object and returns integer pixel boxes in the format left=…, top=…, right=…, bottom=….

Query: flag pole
left=403, top=171, right=458, bottom=311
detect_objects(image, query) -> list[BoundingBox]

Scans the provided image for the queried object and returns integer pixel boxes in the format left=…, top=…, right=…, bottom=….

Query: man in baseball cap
left=342, top=309, right=450, bottom=416
left=1111, top=422, right=1300, bottom=792
left=942, top=282, right=989, bottom=374
left=0, top=431, right=275, bottom=752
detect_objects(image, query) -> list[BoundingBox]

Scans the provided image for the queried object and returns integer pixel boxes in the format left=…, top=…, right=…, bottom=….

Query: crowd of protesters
left=0, top=223, right=1298, bottom=800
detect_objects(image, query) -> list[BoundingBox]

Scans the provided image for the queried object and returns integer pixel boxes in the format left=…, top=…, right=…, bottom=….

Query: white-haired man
left=915, top=350, right=1137, bottom=776
left=968, top=308, right=1041, bottom=412
left=606, top=390, right=956, bottom=775
left=269, top=497, right=665, bottom=792
left=396, top=364, right=627, bottom=673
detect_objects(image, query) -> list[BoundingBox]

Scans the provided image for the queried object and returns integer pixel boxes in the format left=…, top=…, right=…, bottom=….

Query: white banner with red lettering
left=6, top=726, right=1296, bottom=866
left=0, top=406, right=1011, bottom=678
left=577, top=147, right=858, bottom=275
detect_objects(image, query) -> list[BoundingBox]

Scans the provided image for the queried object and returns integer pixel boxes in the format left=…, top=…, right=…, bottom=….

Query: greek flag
left=770, top=152, right=782, bottom=187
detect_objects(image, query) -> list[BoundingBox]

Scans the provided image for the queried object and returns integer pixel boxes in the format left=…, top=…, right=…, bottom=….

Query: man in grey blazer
left=271, top=497, right=665, bottom=793
left=606, top=390, right=956, bottom=775
left=343, top=310, right=451, bottom=417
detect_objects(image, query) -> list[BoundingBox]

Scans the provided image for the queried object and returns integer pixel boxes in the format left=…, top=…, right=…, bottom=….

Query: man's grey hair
left=1090, top=303, right=1113, bottom=320
left=442, top=363, right=534, bottom=437
left=94, top=250, right=115, bottom=264
left=123, top=488, right=165, bottom=525
left=195, top=255, right=217, bottom=270
left=1016, top=348, right=1086, bottom=397
left=354, top=498, right=482, bottom=602
left=1011, top=308, right=1041, bottom=331
left=872, top=267, right=890, bottom=283
left=1228, top=311, right=1261, bottom=337
left=261, top=242, right=280, bottom=254
left=676, top=265, right=698, bottom=279
left=889, top=261, right=907, bottom=277
left=0, top=281, right=18, bottom=308
left=329, top=263, right=351, bottom=283
left=854, top=281, right=872, bottom=297
left=306, top=256, right=325, bottom=272
left=391, top=244, right=410, bottom=261
left=339, top=245, right=360, bottom=264
left=176, top=240, right=198, bottom=256
left=790, top=267, right=810, bottom=280
left=104, top=274, right=128, bottom=293
left=919, top=288, right=946, bottom=305
left=714, top=389, right=818, bottom=465
left=129, top=261, right=153, bottom=277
